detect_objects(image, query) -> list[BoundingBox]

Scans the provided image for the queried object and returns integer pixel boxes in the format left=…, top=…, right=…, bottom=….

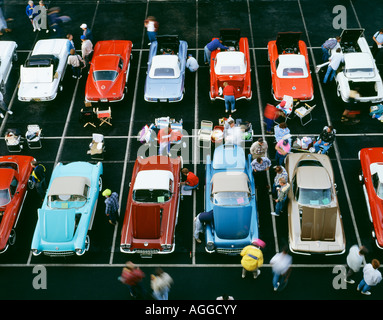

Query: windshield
left=133, top=189, right=171, bottom=203
left=93, top=70, right=118, bottom=81
left=48, top=194, right=87, bottom=209
left=212, top=191, right=250, bottom=206
left=297, top=188, right=332, bottom=206
left=282, top=67, right=304, bottom=76
left=346, top=68, right=374, bottom=74
left=0, top=189, right=10, bottom=206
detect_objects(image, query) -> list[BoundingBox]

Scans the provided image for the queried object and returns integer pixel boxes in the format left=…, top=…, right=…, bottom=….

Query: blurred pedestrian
left=144, top=16, right=158, bottom=45
left=81, top=35, right=93, bottom=68
left=186, top=54, right=199, bottom=72
left=67, top=48, right=84, bottom=79
left=216, top=294, right=234, bottom=300
left=80, top=23, right=93, bottom=42
left=0, top=1, right=11, bottom=35
left=264, top=103, right=282, bottom=134
left=357, top=259, right=382, bottom=295
left=270, top=246, right=292, bottom=291
left=33, top=0, right=48, bottom=32
left=31, top=160, right=47, bottom=200
left=250, top=138, right=268, bottom=159
left=151, top=268, right=173, bottom=300
left=240, top=239, right=265, bottom=279
left=251, top=156, right=271, bottom=189
left=102, top=189, right=119, bottom=225
left=157, top=124, right=172, bottom=156
left=345, top=245, right=368, bottom=284
left=118, top=261, right=145, bottom=299
left=271, top=177, right=290, bottom=217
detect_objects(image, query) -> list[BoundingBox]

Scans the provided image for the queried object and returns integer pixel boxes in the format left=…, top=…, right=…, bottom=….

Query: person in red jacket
left=180, top=168, right=199, bottom=191
left=222, top=82, right=236, bottom=113
left=118, top=261, right=145, bottom=299
left=157, top=124, right=172, bottom=156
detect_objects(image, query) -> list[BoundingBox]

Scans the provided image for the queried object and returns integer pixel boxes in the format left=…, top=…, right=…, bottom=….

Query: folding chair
left=5, top=129, right=23, bottom=152
left=198, top=120, right=213, bottom=149
left=96, top=107, right=112, bottom=126
left=294, top=103, right=316, bottom=126
left=80, top=108, right=96, bottom=128
left=25, top=124, right=42, bottom=149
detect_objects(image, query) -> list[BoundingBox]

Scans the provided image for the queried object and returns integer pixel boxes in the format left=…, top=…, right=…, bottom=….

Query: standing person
left=204, top=38, right=228, bottom=65
left=31, top=160, right=47, bottom=201
left=81, top=35, right=93, bottom=68
left=274, top=122, right=290, bottom=143
left=144, top=16, right=158, bottom=45
left=314, top=125, right=336, bottom=154
left=186, top=54, right=199, bottom=72
left=240, top=239, right=265, bottom=279
left=345, top=245, right=368, bottom=284
left=323, top=48, right=344, bottom=84
left=0, top=91, right=13, bottom=118
left=271, top=177, right=290, bottom=217
left=251, top=156, right=271, bottom=189
left=66, top=34, right=75, bottom=54
left=357, top=259, right=382, bottom=296
left=102, top=189, right=119, bottom=225
left=222, top=82, right=236, bottom=113
left=26, top=1, right=35, bottom=28
left=250, top=138, right=268, bottom=159
left=275, top=137, right=291, bottom=166
left=151, top=268, right=173, bottom=300
left=67, top=48, right=84, bottom=79
left=157, top=124, right=172, bottom=156
left=80, top=23, right=93, bottom=42
left=272, top=165, right=288, bottom=199
left=372, top=29, right=383, bottom=58
left=118, top=261, right=145, bottom=299
left=270, top=246, right=292, bottom=291
left=321, top=36, right=341, bottom=62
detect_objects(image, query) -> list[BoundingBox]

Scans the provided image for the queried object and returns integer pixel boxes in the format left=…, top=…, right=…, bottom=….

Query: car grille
left=43, top=251, right=75, bottom=257
left=136, top=249, right=160, bottom=255
left=216, top=248, right=242, bottom=255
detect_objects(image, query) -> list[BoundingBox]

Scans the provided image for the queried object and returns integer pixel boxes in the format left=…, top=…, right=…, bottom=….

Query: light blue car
left=31, top=161, right=103, bottom=257
left=144, top=35, right=188, bottom=103
left=204, top=144, right=259, bottom=255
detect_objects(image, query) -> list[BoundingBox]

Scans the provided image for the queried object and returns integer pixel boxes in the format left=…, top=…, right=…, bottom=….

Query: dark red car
left=0, top=155, right=34, bottom=253
left=120, top=155, right=181, bottom=257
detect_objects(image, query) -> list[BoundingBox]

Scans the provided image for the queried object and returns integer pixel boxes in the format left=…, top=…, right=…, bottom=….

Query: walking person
left=157, top=124, right=172, bottom=156
left=144, top=16, right=158, bottom=45
left=345, top=245, right=368, bottom=284
left=240, top=239, right=265, bottom=279
left=357, top=259, right=382, bottom=295
left=151, top=268, right=173, bottom=300
left=67, top=48, right=84, bottom=79
left=251, top=156, right=271, bottom=190
left=102, top=189, right=119, bottom=225
left=0, top=91, right=13, bottom=118
left=31, top=160, right=47, bottom=201
left=270, top=246, right=292, bottom=291
left=118, top=261, right=145, bottom=299
left=26, top=1, right=35, bottom=29
left=222, top=82, right=236, bottom=113
left=271, top=177, right=290, bottom=217
left=33, top=1, right=48, bottom=33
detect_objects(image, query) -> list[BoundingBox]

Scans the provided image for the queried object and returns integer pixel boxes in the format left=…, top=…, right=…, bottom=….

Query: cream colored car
left=285, top=153, right=346, bottom=255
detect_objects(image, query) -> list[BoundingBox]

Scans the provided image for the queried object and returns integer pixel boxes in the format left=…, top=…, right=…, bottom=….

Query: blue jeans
left=357, top=279, right=371, bottom=293
left=275, top=197, right=287, bottom=215
left=323, top=65, right=336, bottom=83
left=147, top=31, right=157, bottom=43
left=275, top=152, right=286, bottom=166
left=321, top=45, right=330, bottom=62
left=273, top=272, right=288, bottom=290
left=314, top=140, right=331, bottom=154
left=153, top=287, right=170, bottom=300
left=183, top=183, right=198, bottom=191
left=225, top=95, right=235, bottom=112
left=204, top=46, right=211, bottom=64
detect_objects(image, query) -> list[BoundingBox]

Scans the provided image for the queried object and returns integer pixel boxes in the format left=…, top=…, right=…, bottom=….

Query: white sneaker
left=345, top=279, right=355, bottom=284
left=7, top=110, right=13, bottom=115
left=361, top=291, right=371, bottom=295
left=271, top=211, right=279, bottom=216
left=0, top=113, right=4, bottom=118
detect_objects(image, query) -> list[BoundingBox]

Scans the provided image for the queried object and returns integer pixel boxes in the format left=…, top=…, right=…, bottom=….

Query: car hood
left=132, top=204, right=162, bottom=239
left=90, top=79, right=120, bottom=98
left=38, top=208, right=76, bottom=243
left=213, top=205, right=251, bottom=239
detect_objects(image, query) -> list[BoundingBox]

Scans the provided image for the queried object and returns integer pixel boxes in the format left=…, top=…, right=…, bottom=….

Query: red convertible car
left=0, top=155, right=34, bottom=253
left=359, top=147, right=383, bottom=249
left=209, top=29, right=252, bottom=101
left=120, top=155, right=181, bottom=257
left=85, top=40, right=133, bottom=103
left=268, top=32, right=314, bottom=102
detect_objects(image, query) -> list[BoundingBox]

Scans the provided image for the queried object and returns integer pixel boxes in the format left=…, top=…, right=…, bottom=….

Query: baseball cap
left=80, top=35, right=86, bottom=40
left=252, top=239, right=266, bottom=248
left=80, top=23, right=87, bottom=29
left=102, top=189, right=111, bottom=197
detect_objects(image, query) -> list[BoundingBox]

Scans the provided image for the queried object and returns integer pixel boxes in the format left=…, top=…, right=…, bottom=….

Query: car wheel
left=59, top=85, right=63, bottom=92
left=8, top=229, right=16, bottom=246
left=13, top=51, right=18, bottom=62
left=85, top=234, right=90, bottom=252
left=98, top=176, right=103, bottom=192
left=28, top=178, right=35, bottom=190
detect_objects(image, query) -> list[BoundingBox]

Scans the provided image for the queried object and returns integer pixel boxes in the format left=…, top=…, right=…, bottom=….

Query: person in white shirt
left=186, top=54, right=199, bottom=72
left=323, top=47, right=344, bottom=84
left=270, top=246, right=292, bottom=291
left=372, top=29, right=383, bottom=58
left=345, top=245, right=368, bottom=284
left=357, top=259, right=382, bottom=295
left=81, top=35, right=93, bottom=68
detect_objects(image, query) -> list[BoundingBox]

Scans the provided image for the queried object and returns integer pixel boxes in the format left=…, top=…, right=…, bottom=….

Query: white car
left=332, top=29, right=383, bottom=103
left=0, top=41, right=18, bottom=92
left=18, top=39, right=69, bottom=102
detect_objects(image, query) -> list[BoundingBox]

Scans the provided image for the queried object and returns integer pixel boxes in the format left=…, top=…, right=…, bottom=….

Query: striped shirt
left=105, top=192, right=119, bottom=216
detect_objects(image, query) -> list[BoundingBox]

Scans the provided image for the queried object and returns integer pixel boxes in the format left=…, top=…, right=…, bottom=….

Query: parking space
left=0, top=0, right=382, bottom=301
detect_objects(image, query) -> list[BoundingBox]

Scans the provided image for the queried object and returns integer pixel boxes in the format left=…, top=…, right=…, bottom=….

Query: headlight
left=31, top=249, right=41, bottom=256
left=206, top=241, right=214, bottom=252
left=121, top=244, right=131, bottom=249
left=161, top=244, right=172, bottom=250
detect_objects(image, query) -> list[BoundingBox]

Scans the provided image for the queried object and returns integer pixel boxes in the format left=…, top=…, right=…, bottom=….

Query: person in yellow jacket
left=240, top=239, right=265, bottom=279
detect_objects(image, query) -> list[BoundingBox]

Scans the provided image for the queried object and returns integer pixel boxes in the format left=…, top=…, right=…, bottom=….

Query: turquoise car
left=31, top=161, right=103, bottom=257
left=205, top=144, right=259, bottom=254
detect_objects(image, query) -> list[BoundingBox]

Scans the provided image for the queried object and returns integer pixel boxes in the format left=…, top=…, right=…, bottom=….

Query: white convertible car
left=0, top=41, right=18, bottom=92
left=332, top=29, right=383, bottom=103
left=18, top=39, right=69, bottom=102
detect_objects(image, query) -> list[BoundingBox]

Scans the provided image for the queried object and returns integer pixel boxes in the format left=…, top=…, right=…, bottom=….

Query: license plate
left=33, top=98, right=41, bottom=102
left=160, top=99, right=167, bottom=102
